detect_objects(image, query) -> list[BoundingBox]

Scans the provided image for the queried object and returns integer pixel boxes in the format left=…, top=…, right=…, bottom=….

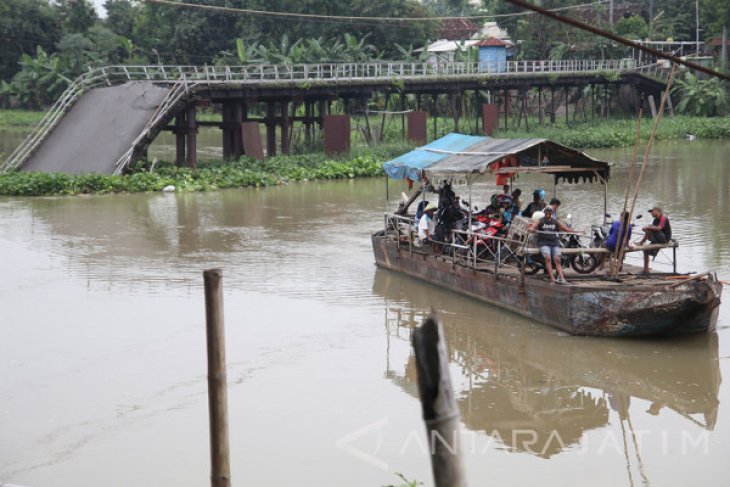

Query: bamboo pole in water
left=203, top=268, right=231, bottom=487
left=412, top=311, right=466, bottom=487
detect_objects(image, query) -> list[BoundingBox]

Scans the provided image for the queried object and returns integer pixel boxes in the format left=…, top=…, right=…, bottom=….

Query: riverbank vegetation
left=0, top=146, right=405, bottom=196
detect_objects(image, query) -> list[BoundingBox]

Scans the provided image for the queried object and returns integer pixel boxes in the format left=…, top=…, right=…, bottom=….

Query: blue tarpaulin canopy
left=383, top=133, right=610, bottom=184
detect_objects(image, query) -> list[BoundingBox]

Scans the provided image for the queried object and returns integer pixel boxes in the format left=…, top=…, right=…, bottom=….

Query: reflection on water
left=375, top=270, right=720, bottom=453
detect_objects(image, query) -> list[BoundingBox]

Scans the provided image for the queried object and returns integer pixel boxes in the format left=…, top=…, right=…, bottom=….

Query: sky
left=92, top=0, right=107, bottom=18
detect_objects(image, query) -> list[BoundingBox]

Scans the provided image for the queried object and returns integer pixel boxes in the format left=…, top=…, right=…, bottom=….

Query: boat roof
left=383, top=133, right=611, bottom=184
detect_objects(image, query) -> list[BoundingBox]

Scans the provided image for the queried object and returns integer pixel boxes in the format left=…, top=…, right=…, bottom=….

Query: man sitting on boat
left=529, top=206, right=577, bottom=285
left=417, top=202, right=438, bottom=247
left=637, top=206, right=672, bottom=273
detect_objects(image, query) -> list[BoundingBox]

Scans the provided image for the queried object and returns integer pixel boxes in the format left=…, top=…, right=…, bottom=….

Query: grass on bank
left=496, top=115, right=730, bottom=148
left=0, top=144, right=411, bottom=196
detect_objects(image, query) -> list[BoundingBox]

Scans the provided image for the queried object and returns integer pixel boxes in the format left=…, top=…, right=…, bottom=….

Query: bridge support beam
left=186, top=104, right=197, bottom=169
left=175, top=112, right=186, bottom=167
left=232, top=101, right=244, bottom=160
left=265, top=102, right=276, bottom=157
left=222, top=102, right=234, bottom=161
left=281, top=100, right=290, bottom=155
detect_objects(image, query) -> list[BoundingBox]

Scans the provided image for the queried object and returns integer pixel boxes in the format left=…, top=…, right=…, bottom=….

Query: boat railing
left=383, top=212, right=679, bottom=274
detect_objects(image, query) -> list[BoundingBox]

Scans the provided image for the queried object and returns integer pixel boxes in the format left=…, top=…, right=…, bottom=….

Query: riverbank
left=0, top=149, right=396, bottom=196
left=497, top=115, right=730, bottom=148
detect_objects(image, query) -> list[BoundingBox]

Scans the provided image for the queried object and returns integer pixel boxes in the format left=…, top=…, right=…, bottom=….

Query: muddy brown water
left=0, top=139, right=729, bottom=486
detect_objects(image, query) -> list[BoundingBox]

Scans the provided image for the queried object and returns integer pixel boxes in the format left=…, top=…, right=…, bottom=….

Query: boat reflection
left=374, top=268, right=721, bottom=458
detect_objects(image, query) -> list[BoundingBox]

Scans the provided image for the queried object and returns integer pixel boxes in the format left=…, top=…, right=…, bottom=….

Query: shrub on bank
left=0, top=151, right=390, bottom=196
left=498, top=116, right=730, bottom=148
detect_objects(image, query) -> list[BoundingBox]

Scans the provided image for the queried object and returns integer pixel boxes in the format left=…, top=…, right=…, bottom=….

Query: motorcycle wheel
left=571, top=253, right=599, bottom=274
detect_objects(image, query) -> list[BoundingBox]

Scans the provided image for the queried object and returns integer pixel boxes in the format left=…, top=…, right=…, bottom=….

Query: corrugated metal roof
left=382, top=133, right=484, bottom=180
left=383, top=133, right=610, bottom=183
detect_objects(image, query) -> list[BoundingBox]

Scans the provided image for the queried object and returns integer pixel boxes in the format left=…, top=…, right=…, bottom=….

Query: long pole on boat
left=610, top=109, right=643, bottom=275
left=614, top=65, right=677, bottom=277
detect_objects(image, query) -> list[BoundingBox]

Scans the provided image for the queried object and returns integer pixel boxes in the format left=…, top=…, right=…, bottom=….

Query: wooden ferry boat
left=372, top=134, right=723, bottom=337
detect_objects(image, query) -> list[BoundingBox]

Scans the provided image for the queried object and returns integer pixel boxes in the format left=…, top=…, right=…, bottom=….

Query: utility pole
left=609, top=0, right=614, bottom=26
left=722, top=26, right=728, bottom=75
left=696, top=0, right=701, bottom=55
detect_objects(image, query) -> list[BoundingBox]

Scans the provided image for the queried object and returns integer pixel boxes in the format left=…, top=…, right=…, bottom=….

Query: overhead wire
left=142, top=0, right=610, bottom=24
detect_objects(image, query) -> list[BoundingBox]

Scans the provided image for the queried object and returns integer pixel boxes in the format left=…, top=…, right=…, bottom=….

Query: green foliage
left=673, top=73, right=729, bottom=116
left=382, top=472, right=423, bottom=487
left=0, top=152, right=390, bottom=196
left=615, top=15, right=649, bottom=41
left=0, top=109, right=45, bottom=127
left=0, top=0, right=61, bottom=82
left=498, top=116, right=730, bottom=148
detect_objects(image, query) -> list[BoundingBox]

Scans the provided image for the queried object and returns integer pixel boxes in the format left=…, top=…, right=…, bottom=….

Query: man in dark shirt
left=637, top=206, right=672, bottom=273
left=528, top=206, right=576, bottom=284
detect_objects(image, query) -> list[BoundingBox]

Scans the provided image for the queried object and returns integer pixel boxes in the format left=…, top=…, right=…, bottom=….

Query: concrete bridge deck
left=2, top=60, right=669, bottom=175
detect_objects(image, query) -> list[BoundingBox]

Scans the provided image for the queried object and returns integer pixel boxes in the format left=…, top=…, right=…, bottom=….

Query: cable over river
left=1, top=140, right=729, bottom=486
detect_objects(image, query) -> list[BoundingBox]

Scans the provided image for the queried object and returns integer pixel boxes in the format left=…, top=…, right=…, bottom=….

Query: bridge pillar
left=481, top=104, right=499, bottom=136
left=222, top=102, right=234, bottom=161
left=407, top=111, right=427, bottom=145
left=186, top=104, right=197, bottom=169
left=323, top=115, right=350, bottom=155
left=265, top=102, right=276, bottom=157
left=280, top=100, right=291, bottom=155
left=175, top=112, right=186, bottom=167
left=232, top=101, right=243, bottom=160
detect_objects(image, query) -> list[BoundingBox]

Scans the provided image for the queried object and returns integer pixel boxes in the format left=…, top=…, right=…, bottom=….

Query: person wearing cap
left=417, top=202, right=438, bottom=246
left=637, top=206, right=672, bottom=273
left=529, top=206, right=576, bottom=284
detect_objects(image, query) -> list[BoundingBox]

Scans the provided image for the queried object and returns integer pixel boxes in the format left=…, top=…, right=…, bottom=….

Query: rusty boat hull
left=372, top=231, right=722, bottom=337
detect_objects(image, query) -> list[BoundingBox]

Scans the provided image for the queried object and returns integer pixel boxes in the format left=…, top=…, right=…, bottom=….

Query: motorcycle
left=591, top=213, right=642, bottom=248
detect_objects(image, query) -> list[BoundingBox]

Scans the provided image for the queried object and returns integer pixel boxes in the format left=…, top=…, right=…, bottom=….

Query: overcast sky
left=92, top=0, right=107, bottom=18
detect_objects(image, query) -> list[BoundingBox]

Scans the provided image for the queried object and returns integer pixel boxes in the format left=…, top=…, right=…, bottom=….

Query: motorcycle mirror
left=635, top=214, right=643, bottom=220
left=605, top=213, right=611, bottom=218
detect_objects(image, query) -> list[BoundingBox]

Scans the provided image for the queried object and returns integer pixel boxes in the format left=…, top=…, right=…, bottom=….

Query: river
left=0, top=139, right=728, bottom=486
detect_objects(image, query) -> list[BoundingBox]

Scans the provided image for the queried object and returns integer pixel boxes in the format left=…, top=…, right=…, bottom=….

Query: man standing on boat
left=529, top=206, right=576, bottom=285
left=417, top=202, right=437, bottom=247
left=637, top=206, right=672, bottom=273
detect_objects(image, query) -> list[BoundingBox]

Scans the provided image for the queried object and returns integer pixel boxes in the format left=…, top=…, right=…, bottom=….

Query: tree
left=616, top=15, right=649, bottom=41
left=104, top=0, right=137, bottom=39
left=56, top=0, right=99, bottom=35
left=0, top=0, right=61, bottom=81
left=673, top=73, right=729, bottom=116
left=9, top=46, right=72, bottom=109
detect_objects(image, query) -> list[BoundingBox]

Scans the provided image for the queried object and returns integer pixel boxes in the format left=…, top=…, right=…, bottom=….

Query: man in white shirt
left=417, top=202, right=437, bottom=245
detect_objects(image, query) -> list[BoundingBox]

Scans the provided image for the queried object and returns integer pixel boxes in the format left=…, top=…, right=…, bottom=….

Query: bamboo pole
left=614, top=65, right=677, bottom=277
left=608, top=108, right=643, bottom=276
left=203, top=269, right=231, bottom=487
left=412, top=311, right=466, bottom=487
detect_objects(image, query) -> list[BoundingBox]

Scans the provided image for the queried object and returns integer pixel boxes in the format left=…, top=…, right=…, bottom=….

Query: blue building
left=477, top=37, right=512, bottom=73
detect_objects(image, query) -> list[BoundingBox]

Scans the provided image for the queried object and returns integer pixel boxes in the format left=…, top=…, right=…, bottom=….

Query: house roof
left=475, top=37, right=512, bottom=47
left=438, top=18, right=480, bottom=40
